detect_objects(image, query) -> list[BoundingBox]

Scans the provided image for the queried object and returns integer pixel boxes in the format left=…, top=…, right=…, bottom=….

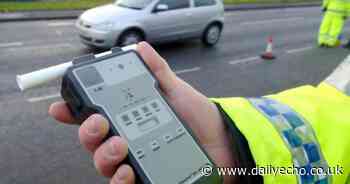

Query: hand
left=49, top=42, right=236, bottom=184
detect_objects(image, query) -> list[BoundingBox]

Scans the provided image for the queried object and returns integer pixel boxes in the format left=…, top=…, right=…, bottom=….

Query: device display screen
left=76, top=66, right=104, bottom=88
left=95, top=53, right=147, bottom=86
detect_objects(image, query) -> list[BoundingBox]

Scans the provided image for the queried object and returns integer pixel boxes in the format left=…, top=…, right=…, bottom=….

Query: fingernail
left=116, top=166, right=129, bottom=181
left=106, top=138, right=119, bottom=158
left=86, top=115, right=101, bottom=135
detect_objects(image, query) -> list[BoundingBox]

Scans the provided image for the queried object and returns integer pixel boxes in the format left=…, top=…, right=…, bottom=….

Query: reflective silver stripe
left=249, top=98, right=331, bottom=184
left=319, top=33, right=336, bottom=39
left=327, top=9, right=347, bottom=14
left=319, top=33, right=338, bottom=43
left=335, top=0, right=350, bottom=3
left=325, top=54, right=350, bottom=96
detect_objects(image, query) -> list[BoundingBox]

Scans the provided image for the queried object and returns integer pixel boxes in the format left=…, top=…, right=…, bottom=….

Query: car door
left=190, top=0, right=219, bottom=34
left=144, top=0, right=193, bottom=42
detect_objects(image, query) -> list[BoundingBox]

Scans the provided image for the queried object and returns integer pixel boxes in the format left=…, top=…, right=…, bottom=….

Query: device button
left=124, top=121, right=132, bottom=126
left=151, top=102, right=160, bottom=112
left=132, top=110, right=140, bottom=118
left=163, top=134, right=173, bottom=143
left=121, top=114, right=130, bottom=122
left=150, top=140, right=160, bottom=151
left=135, top=149, right=145, bottom=159
left=141, top=106, right=150, bottom=113
left=121, top=115, right=132, bottom=126
left=142, top=106, right=153, bottom=117
left=151, top=102, right=158, bottom=109
left=176, top=127, right=186, bottom=137
left=132, top=110, right=142, bottom=121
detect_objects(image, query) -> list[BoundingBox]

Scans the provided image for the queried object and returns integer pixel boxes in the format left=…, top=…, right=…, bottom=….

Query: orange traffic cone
left=261, top=36, right=276, bottom=60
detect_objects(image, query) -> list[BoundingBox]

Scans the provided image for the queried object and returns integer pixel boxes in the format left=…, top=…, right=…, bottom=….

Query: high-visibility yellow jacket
left=323, top=0, right=330, bottom=8
left=213, top=56, right=350, bottom=183
left=323, top=0, right=347, bottom=15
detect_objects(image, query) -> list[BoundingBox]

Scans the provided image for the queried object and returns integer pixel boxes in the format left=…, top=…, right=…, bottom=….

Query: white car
left=76, top=0, right=224, bottom=48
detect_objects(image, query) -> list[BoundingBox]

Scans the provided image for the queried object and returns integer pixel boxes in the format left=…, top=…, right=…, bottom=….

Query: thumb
left=136, top=42, right=180, bottom=96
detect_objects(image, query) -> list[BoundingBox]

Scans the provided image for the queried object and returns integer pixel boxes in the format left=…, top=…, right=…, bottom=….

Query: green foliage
left=223, top=0, right=320, bottom=4
left=0, top=0, right=112, bottom=12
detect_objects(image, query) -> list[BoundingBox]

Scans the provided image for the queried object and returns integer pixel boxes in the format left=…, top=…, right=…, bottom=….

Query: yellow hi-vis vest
left=212, top=58, right=350, bottom=183
left=213, top=83, right=350, bottom=184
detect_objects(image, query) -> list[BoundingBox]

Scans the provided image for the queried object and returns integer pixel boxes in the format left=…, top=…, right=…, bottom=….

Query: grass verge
left=224, top=0, right=320, bottom=4
left=0, top=0, right=111, bottom=12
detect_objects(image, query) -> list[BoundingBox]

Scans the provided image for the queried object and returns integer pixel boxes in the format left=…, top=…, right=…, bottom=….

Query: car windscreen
left=115, top=0, right=153, bottom=10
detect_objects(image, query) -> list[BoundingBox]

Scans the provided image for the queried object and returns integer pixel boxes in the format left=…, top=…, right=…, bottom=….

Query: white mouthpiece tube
left=16, top=44, right=137, bottom=91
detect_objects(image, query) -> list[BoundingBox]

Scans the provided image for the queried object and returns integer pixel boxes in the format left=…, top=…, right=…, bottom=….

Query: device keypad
left=117, top=99, right=187, bottom=160
left=134, top=127, right=187, bottom=160
left=133, top=126, right=187, bottom=159
left=120, top=102, right=158, bottom=121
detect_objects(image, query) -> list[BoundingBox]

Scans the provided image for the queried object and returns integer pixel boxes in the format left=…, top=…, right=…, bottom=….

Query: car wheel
left=117, top=30, right=144, bottom=47
left=202, top=24, right=222, bottom=46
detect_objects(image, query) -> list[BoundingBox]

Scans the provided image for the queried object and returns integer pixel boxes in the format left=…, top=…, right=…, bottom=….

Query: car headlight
left=94, top=22, right=115, bottom=31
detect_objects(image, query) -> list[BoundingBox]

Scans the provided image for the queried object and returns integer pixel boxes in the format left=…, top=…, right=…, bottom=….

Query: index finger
left=49, top=101, right=78, bottom=124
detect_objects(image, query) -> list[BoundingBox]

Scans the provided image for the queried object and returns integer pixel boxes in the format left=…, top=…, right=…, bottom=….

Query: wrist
left=207, top=102, right=238, bottom=183
left=211, top=101, right=263, bottom=184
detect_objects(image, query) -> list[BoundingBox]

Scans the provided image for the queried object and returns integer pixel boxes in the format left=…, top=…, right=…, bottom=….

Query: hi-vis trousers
left=318, top=11, right=345, bottom=46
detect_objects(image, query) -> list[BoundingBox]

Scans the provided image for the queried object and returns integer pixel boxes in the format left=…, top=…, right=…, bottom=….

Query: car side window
left=157, top=0, right=190, bottom=10
left=194, top=0, right=216, bottom=7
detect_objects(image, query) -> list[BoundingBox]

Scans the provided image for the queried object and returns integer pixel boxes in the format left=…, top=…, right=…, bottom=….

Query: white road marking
left=28, top=93, right=61, bottom=103
left=0, top=42, right=23, bottom=48
left=17, top=43, right=74, bottom=51
left=229, top=56, right=260, bottom=65
left=325, top=54, right=350, bottom=93
left=286, top=46, right=313, bottom=54
left=175, top=67, right=201, bottom=74
left=240, top=17, right=305, bottom=26
left=55, top=30, right=63, bottom=36
left=48, top=22, right=74, bottom=27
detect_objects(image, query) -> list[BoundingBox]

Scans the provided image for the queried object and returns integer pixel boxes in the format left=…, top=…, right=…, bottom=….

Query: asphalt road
left=1, top=7, right=350, bottom=184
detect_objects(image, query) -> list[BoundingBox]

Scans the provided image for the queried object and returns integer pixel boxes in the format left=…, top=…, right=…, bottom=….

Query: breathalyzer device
left=59, top=47, right=221, bottom=184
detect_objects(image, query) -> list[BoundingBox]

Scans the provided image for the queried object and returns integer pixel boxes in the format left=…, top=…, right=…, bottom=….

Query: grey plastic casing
left=61, top=50, right=222, bottom=184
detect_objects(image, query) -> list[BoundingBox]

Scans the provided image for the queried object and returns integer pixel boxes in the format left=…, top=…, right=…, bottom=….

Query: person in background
left=318, top=0, right=347, bottom=47
left=342, top=1, right=350, bottom=48
left=49, top=42, right=349, bottom=184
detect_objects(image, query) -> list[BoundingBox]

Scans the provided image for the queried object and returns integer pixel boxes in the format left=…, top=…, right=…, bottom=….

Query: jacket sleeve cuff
left=214, top=102, right=263, bottom=184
